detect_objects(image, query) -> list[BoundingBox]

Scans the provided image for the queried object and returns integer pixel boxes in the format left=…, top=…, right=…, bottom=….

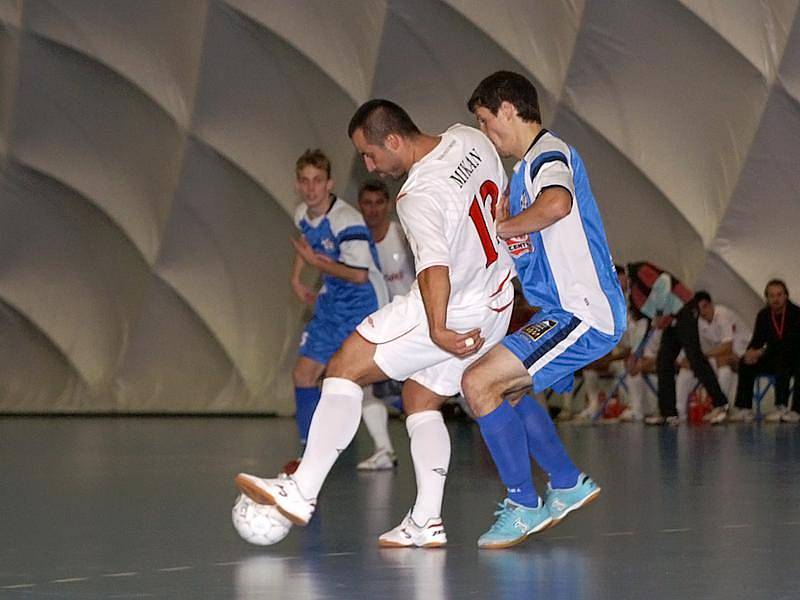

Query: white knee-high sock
left=362, top=387, right=393, bottom=453
left=293, top=377, right=363, bottom=499
left=407, top=410, right=450, bottom=524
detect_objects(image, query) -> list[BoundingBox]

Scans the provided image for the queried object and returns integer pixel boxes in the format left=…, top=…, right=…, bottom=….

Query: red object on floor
left=688, top=390, right=712, bottom=424
left=603, top=393, right=624, bottom=419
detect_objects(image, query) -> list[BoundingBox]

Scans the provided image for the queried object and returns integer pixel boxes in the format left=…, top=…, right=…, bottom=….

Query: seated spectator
left=725, top=279, right=800, bottom=423
left=674, top=291, right=751, bottom=421
left=621, top=320, right=661, bottom=422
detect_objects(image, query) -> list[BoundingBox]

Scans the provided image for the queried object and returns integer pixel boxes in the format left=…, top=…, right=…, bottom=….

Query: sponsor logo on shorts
left=520, top=319, right=557, bottom=341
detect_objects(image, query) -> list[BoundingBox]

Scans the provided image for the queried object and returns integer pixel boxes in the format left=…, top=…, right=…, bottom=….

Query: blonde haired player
left=236, top=99, right=514, bottom=548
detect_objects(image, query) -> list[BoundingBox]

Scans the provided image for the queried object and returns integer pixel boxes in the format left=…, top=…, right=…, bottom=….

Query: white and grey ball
left=231, top=494, right=292, bottom=546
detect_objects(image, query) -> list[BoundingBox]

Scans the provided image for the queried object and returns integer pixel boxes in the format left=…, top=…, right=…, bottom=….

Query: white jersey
left=376, top=221, right=414, bottom=300
left=698, top=304, right=751, bottom=357
left=396, top=124, right=514, bottom=316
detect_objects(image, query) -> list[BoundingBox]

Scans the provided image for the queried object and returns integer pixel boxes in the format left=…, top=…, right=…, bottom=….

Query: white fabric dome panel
left=0, top=1, right=798, bottom=413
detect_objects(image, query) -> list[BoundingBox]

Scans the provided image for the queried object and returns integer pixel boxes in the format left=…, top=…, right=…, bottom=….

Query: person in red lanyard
left=725, top=279, right=800, bottom=423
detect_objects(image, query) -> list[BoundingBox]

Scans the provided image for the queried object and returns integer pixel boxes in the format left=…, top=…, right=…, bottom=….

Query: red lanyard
left=771, top=309, right=786, bottom=340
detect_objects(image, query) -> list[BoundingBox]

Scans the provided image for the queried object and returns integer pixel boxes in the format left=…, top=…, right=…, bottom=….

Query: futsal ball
left=231, top=493, right=292, bottom=546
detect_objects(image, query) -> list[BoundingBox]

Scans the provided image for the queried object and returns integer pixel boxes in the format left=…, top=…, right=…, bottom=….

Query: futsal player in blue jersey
left=462, top=71, right=627, bottom=548
left=289, top=149, right=388, bottom=467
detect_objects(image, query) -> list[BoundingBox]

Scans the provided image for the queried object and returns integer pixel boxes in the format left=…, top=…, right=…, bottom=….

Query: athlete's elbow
left=352, top=270, right=369, bottom=284
left=551, top=195, right=572, bottom=221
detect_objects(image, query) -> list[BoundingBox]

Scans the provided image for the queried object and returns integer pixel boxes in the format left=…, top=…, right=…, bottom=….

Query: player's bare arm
left=417, top=265, right=483, bottom=357
left=290, top=251, right=315, bottom=305
left=495, top=186, right=572, bottom=240
left=291, top=236, right=368, bottom=284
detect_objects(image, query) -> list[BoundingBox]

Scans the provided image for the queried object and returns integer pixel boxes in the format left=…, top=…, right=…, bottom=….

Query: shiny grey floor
left=2, top=416, right=800, bottom=599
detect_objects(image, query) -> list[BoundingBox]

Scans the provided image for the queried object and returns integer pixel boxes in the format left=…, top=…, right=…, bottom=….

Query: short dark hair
left=358, top=179, right=389, bottom=201
left=295, top=148, right=331, bottom=179
left=614, top=264, right=625, bottom=275
left=764, top=279, right=789, bottom=298
left=347, top=99, right=420, bottom=145
left=694, top=290, right=712, bottom=304
left=467, top=71, right=541, bottom=124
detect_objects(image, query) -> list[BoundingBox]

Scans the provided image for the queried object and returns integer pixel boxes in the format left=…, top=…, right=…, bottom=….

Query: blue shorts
left=502, top=307, right=620, bottom=394
left=298, top=312, right=363, bottom=365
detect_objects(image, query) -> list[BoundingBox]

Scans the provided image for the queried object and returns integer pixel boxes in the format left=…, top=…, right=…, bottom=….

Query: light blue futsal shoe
left=477, top=498, right=553, bottom=549
left=545, top=473, right=601, bottom=526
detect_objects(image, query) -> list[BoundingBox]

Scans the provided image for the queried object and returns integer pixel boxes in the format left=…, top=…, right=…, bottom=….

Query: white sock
left=362, top=387, right=393, bottom=453
left=293, top=377, right=363, bottom=498
left=407, top=410, right=450, bottom=524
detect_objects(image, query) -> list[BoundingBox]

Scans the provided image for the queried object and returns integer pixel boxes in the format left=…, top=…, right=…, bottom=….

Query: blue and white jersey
left=506, top=130, right=626, bottom=336
left=294, top=196, right=389, bottom=318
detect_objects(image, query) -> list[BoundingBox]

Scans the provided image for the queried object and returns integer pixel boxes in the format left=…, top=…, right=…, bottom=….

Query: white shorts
left=356, top=289, right=512, bottom=397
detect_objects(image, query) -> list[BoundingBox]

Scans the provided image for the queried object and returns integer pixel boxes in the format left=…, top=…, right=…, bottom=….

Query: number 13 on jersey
left=467, top=179, right=500, bottom=267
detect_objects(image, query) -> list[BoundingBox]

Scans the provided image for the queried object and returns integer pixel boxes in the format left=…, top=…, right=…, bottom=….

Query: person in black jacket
left=724, top=279, right=800, bottom=423
left=626, top=262, right=729, bottom=426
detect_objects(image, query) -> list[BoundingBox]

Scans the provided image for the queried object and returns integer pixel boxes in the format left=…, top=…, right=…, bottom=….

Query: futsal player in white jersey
left=463, top=71, right=627, bottom=548
left=356, top=179, right=415, bottom=471
left=236, top=100, right=514, bottom=548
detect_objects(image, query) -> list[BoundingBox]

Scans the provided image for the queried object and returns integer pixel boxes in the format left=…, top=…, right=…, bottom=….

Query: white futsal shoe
left=764, top=406, right=789, bottom=422
left=234, top=473, right=316, bottom=526
left=378, top=511, right=447, bottom=548
left=357, top=448, right=398, bottom=471
left=727, top=407, right=754, bottom=423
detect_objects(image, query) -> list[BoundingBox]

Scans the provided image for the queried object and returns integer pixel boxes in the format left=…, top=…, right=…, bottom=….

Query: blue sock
left=295, top=387, right=321, bottom=446
left=514, top=394, right=580, bottom=489
left=476, top=400, right=539, bottom=507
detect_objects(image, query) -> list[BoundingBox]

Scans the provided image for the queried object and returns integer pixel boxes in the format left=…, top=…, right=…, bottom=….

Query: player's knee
left=326, top=341, right=366, bottom=381
left=461, top=364, right=496, bottom=413
left=292, top=362, right=315, bottom=387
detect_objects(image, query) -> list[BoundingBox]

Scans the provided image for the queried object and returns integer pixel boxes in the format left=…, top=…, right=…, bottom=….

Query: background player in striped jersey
left=463, top=71, right=627, bottom=549
left=356, top=179, right=415, bottom=471
left=236, top=100, right=514, bottom=548
left=288, top=150, right=388, bottom=469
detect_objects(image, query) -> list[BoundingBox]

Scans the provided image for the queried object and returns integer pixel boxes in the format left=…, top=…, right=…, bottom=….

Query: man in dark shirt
left=725, top=279, right=800, bottom=423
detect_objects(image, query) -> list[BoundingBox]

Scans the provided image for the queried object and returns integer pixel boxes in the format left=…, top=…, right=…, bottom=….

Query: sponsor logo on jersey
left=505, top=235, right=532, bottom=257
left=520, top=319, right=557, bottom=341
left=385, top=271, right=406, bottom=282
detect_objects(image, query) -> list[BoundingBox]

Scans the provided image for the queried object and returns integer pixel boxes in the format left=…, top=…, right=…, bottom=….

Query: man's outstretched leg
left=512, top=394, right=600, bottom=525
left=236, top=333, right=386, bottom=525
left=378, top=380, right=450, bottom=548
left=462, top=345, right=554, bottom=549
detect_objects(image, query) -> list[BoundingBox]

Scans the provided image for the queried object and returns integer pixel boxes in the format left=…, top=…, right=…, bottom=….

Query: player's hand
left=430, top=327, right=484, bottom=358
left=291, top=279, right=316, bottom=305
left=743, top=348, right=762, bottom=365
left=495, top=189, right=512, bottom=240
left=654, top=314, right=673, bottom=330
